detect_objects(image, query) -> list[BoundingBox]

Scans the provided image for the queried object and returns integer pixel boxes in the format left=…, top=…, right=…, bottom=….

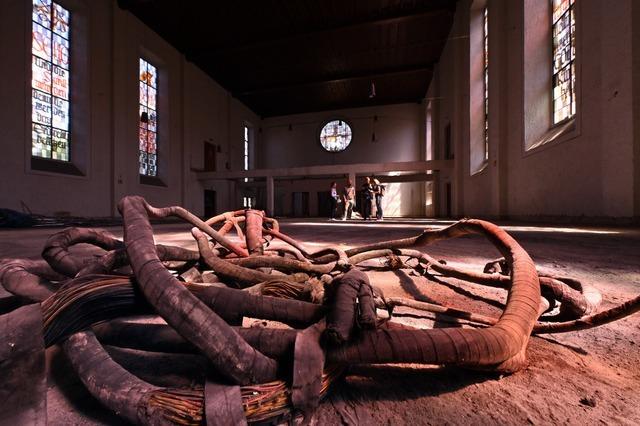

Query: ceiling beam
left=235, top=64, right=433, bottom=97
left=188, top=8, right=453, bottom=58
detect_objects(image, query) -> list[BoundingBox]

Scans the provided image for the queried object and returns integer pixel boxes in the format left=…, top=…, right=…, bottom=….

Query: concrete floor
left=1, top=218, right=639, bottom=424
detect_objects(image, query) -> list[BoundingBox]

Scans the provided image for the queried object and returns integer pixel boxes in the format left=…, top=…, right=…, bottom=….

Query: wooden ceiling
left=118, top=0, right=458, bottom=117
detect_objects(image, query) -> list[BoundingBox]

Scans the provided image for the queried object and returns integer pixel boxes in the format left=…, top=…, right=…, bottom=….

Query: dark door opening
left=317, top=191, right=331, bottom=218
left=445, top=183, right=452, bottom=218
left=204, top=190, right=216, bottom=218
left=356, top=190, right=366, bottom=216
left=444, top=122, right=454, bottom=160
left=292, top=192, right=309, bottom=217
left=204, top=142, right=217, bottom=171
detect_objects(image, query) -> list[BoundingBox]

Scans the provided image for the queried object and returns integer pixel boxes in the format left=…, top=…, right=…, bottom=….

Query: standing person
left=329, top=181, right=339, bottom=220
left=370, top=176, right=379, bottom=219
left=361, top=177, right=374, bottom=220
left=342, top=179, right=356, bottom=220
left=374, top=178, right=385, bottom=220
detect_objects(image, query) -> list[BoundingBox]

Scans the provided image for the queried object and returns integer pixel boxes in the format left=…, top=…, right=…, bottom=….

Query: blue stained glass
left=31, top=1, right=70, bottom=162
left=320, top=120, right=352, bottom=152
left=33, top=0, right=51, bottom=27
left=52, top=3, right=70, bottom=38
left=52, top=97, right=69, bottom=130
left=139, top=151, right=148, bottom=175
left=148, top=110, right=157, bottom=132
left=32, top=123, right=51, bottom=158
left=139, top=81, right=148, bottom=106
left=52, top=128, right=69, bottom=161
left=139, top=105, right=148, bottom=129
left=139, top=58, right=147, bottom=81
left=551, top=0, right=576, bottom=124
left=32, top=56, right=52, bottom=94
left=147, top=86, right=156, bottom=110
left=32, top=23, right=52, bottom=60
left=52, top=65, right=69, bottom=99
left=148, top=132, right=156, bottom=154
left=52, top=33, right=69, bottom=68
left=139, top=127, right=147, bottom=151
left=139, top=58, right=158, bottom=176
left=32, top=90, right=52, bottom=126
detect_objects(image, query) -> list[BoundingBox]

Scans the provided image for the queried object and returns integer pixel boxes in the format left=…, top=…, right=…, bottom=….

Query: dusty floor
left=1, top=218, right=639, bottom=425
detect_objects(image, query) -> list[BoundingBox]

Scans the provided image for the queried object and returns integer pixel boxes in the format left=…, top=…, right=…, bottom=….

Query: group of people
left=329, top=176, right=385, bottom=221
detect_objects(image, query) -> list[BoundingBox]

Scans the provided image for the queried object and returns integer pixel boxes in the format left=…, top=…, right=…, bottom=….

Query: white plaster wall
left=428, top=0, right=637, bottom=221
left=0, top=0, right=258, bottom=217
left=507, top=0, right=634, bottom=219
left=259, top=103, right=426, bottom=217
left=0, top=0, right=113, bottom=217
left=183, top=63, right=261, bottom=215
left=260, top=103, right=423, bottom=169
left=2, top=0, right=637, bottom=221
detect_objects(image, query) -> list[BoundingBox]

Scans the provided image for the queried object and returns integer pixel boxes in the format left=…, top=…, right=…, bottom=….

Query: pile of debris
left=1, top=195, right=638, bottom=425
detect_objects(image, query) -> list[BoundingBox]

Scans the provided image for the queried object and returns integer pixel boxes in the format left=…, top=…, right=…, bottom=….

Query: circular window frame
left=318, top=118, right=353, bottom=153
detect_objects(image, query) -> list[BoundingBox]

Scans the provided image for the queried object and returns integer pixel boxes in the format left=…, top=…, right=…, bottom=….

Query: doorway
left=204, top=142, right=217, bottom=171
left=317, top=191, right=331, bottom=218
left=445, top=183, right=452, bottom=218
left=204, top=190, right=216, bottom=218
left=292, top=192, right=309, bottom=217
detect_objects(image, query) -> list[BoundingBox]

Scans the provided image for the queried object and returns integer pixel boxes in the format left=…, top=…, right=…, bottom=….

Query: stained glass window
left=483, top=7, right=489, bottom=161
left=319, top=120, right=352, bottom=152
left=243, top=126, right=249, bottom=183
left=31, top=0, right=70, bottom=161
left=552, top=0, right=576, bottom=124
left=139, top=58, right=158, bottom=177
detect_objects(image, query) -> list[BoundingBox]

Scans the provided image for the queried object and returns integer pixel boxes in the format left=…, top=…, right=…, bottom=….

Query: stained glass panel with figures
left=552, top=0, right=575, bottom=124
left=319, top=120, right=352, bottom=152
left=31, top=0, right=70, bottom=161
left=139, top=58, right=158, bottom=177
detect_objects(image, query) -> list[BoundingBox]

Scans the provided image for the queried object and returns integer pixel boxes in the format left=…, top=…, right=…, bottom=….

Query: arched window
left=319, top=120, right=352, bottom=152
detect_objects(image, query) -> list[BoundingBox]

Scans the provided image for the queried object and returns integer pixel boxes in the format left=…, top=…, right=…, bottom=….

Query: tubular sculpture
left=1, top=195, right=639, bottom=425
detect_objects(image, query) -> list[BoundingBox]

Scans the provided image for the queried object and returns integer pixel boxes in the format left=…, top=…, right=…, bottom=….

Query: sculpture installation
left=1, top=195, right=638, bottom=425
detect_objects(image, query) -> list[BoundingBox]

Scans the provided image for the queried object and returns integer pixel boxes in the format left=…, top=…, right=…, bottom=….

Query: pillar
left=266, top=175, right=275, bottom=217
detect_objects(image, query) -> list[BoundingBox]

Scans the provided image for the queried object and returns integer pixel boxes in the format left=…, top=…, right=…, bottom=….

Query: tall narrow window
left=552, top=0, right=575, bottom=124
left=139, top=58, right=158, bottom=177
left=243, top=125, right=249, bottom=183
left=483, top=7, right=489, bottom=160
left=32, top=0, right=71, bottom=161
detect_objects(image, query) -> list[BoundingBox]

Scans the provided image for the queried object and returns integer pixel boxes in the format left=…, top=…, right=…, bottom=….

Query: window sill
left=140, top=175, right=167, bottom=187
left=470, top=161, right=489, bottom=177
left=31, top=157, right=84, bottom=176
left=525, top=117, right=578, bottom=155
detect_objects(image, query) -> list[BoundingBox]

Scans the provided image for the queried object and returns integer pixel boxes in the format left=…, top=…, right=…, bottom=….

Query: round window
left=319, top=120, right=352, bottom=152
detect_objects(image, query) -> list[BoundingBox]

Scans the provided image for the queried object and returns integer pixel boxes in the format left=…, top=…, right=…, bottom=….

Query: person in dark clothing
left=329, top=181, right=339, bottom=220
left=373, top=178, right=385, bottom=220
left=361, top=177, right=374, bottom=220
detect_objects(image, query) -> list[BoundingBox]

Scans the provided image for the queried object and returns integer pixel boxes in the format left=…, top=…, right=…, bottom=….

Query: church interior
left=1, top=0, right=639, bottom=424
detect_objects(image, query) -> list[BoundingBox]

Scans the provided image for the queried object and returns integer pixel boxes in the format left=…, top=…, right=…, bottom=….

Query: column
left=266, top=175, right=275, bottom=217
